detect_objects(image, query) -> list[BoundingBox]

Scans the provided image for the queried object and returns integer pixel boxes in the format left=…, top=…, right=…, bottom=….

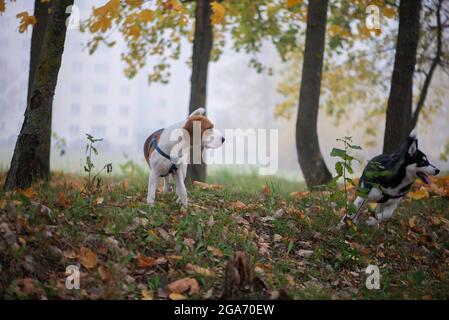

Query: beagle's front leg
left=173, top=168, right=188, bottom=207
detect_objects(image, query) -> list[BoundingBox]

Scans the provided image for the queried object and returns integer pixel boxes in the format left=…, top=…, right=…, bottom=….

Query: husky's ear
left=189, top=107, right=206, bottom=117
left=408, top=139, right=418, bottom=156
left=407, top=128, right=418, bottom=156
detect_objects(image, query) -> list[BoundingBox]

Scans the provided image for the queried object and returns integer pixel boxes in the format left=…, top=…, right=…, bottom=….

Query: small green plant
left=330, top=136, right=361, bottom=216
left=84, top=133, right=112, bottom=194
left=52, top=132, right=66, bottom=157
left=119, top=153, right=146, bottom=178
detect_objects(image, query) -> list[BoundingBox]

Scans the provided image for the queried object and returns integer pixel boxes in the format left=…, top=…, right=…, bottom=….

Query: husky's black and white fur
left=340, top=130, right=440, bottom=228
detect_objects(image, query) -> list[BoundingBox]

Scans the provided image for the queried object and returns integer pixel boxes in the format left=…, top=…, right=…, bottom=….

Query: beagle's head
left=183, top=108, right=225, bottom=149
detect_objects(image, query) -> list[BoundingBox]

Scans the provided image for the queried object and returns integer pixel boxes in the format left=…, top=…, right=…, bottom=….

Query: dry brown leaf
left=79, top=247, right=97, bottom=269
left=185, top=263, right=215, bottom=277
left=207, top=246, right=223, bottom=257
left=169, top=292, right=186, bottom=300
left=141, top=288, right=154, bottom=300
left=407, top=187, right=429, bottom=200
left=137, top=253, right=167, bottom=268
left=409, top=216, right=418, bottom=228
left=229, top=200, right=247, bottom=211
left=193, top=181, right=223, bottom=190
left=98, top=266, right=110, bottom=281
left=17, top=188, right=37, bottom=200
left=167, top=277, right=200, bottom=295
left=63, top=250, right=77, bottom=259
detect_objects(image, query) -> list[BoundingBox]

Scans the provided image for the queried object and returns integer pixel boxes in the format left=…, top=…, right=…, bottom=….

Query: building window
left=92, top=104, right=107, bottom=116
left=120, top=86, right=131, bottom=96
left=71, top=83, right=81, bottom=94
left=69, top=125, right=79, bottom=136
left=71, top=103, right=80, bottom=115
left=119, top=127, right=128, bottom=138
left=0, top=38, right=9, bottom=48
left=91, top=125, right=106, bottom=138
left=73, top=62, right=82, bottom=73
left=119, top=105, right=129, bottom=116
left=94, top=63, right=109, bottom=74
left=93, top=83, right=108, bottom=95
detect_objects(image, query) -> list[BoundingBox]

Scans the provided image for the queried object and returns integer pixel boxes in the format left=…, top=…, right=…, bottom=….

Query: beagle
left=143, top=108, right=224, bottom=207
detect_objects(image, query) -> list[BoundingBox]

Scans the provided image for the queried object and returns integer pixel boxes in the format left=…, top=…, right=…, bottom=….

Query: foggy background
left=1, top=0, right=448, bottom=181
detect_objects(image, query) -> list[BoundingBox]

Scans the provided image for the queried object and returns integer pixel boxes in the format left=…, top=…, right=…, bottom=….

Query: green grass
left=0, top=171, right=448, bottom=300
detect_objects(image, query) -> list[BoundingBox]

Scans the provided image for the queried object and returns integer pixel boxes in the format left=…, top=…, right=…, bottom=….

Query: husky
left=340, top=129, right=440, bottom=228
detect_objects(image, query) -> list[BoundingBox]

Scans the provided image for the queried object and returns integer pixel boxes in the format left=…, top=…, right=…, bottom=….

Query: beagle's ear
left=189, top=107, right=206, bottom=117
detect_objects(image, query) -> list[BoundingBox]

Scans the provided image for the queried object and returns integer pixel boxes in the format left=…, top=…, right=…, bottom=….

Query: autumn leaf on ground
left=289, top=191, right=310, bottom=199
left=137, top=253, right=167, bottom=268
left=207, top=246, right=223, bottom=257
left=229, top=200, right=247, bottom=211
left=193, top=181, right=223, bottom=190
left=98, top=266, right=111, bottom=281
left=167, top=277, right=200, bottom=295
left=407, top=186, right=429, bottom=200
left=56, top=192, right=69, bottom=209
left=409, top=216, right=418, bottom=228
left=141, top=288, right=153, bottom=300
left=169, top=293, right=186, bottom=300
left=210, top=2, right=225, bottom=25
left=94, top=197, right=104, bottom=205
left=79, top=247, right=97, bottom=269
left=16, top=11, right=37, bottom=33
left=185, top=263, right=215, bottom=277
left=17, top=188, right=36, bottom=200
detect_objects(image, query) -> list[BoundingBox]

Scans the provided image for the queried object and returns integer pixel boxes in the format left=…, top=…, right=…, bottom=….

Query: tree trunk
left=27, top=0, right=50, bottom=103
left=296, top=0, right=332, bottom=189
left=383, top=0, right=421, bottom=154
left=186, top=0, right=213, bottom=183
left=4, top=0, right=73, bottom=191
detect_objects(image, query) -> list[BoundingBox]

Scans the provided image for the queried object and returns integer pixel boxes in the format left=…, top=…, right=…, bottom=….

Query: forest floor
left=1, top=171, right=449, bottom=300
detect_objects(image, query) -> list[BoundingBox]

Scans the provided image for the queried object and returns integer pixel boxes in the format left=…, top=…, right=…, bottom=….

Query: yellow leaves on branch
left=16, top=11, right=37, bottom=33
left=0, top=0, right=5, bottom=14
left=211, top=1, right=225, bottom=25
left=286, top=0, right=302, bottom=9
left=90, top=0, right=121, bottom=33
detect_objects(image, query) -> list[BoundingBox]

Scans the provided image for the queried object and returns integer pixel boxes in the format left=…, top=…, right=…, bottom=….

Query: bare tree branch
left=412, top=0, right=443, bottom=128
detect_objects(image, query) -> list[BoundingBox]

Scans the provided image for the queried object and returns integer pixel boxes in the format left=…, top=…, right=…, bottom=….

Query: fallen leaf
left=296, top=249, right=313, bottom=258
left=79, top=247, right=97, bottom=269
left=407, top=187, right=429, bottom=200
left=229, top=200, right=247, bottom=211
left=409, top=216, right=418, bottom=228
left=137, top=253, right=167, bottom=268
left=63, top=250, right=77, bottom=259
left=183, top=238, right=196, bottom=249
left=185, top=263, right=215, bottom=277
left=193, top=181, right=223, bottom=190
left=169, top=292, right=186, bottom=300
left=94, top=197, right=104, bottom=205
left=207, top=246, right=223, bottom=257
left=18, top=188, right=36, bottom=200
left=141, top=288, right=153, bottom=300
left=167, top=277, right=200, bottom=295
left=98, top=266, right=110, bottom=281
